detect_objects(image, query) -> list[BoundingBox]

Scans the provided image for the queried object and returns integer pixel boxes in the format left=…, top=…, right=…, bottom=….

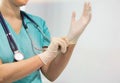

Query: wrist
left=63, top=36, right=78, bottom=44
left=69, top=37, right=78, bottom=44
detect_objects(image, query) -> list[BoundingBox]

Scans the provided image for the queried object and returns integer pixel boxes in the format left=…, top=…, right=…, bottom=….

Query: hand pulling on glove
left=38, top=37, right=68, bottom=65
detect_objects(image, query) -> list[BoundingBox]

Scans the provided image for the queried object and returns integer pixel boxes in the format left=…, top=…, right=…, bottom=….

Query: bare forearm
left=0, top=56, right=43, bottom=83
left=44, top=44, right=75, bottom=81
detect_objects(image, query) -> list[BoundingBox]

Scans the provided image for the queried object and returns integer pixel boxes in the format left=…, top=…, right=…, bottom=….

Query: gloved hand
left=38, top=37, right=68, bottom=65
left=66, top=1, right=92, bottom=44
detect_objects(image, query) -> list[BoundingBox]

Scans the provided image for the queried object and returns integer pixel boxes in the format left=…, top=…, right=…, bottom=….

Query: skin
left=0, top=0, right=92, bottom=83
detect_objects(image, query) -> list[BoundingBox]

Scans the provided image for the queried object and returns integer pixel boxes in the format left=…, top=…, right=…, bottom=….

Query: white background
left=26, top=0, right=120, bottom=83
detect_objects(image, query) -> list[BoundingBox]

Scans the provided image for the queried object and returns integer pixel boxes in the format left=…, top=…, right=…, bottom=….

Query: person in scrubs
left=0, top=0, right=92, bottom=83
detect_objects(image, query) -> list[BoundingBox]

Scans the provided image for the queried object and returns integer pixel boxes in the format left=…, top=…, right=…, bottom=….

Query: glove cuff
left=38, top=50, right=58, bottom=65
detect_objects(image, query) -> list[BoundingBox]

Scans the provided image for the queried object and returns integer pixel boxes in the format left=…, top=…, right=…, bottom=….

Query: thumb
left=71, top=11, right=76, bottom=22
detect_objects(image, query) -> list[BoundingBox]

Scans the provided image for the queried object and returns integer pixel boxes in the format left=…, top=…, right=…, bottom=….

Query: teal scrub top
left=0, top=12, right=51, bottom=83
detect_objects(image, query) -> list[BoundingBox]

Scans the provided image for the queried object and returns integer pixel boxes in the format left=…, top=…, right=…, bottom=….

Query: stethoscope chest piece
left=14, top=51, right=24, bottom=61
left=0, top=11, right=50, bottom=62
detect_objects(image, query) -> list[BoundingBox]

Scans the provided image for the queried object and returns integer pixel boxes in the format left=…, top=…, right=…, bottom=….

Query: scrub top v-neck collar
left=5, top=19, right=24, bottom=36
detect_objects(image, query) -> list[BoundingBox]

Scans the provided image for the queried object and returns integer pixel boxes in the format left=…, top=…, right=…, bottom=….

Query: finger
left=83, top=2, right=91, bottom=16
left=56, top=38, right=68, bottom=53
left=71, top=11, right=76, bottom=22
left=86, top=2, right=90, bottom=14
left=48, top=38, right=59, bottom=52
left=58, top=39, right=67, bottom=53
left=61, top=37, right=69, bottom=45
left=88, top=12, right=92, bottom=22
left=83, top=2, right=87, bottom=15
left=88, top=2, right=92, bottom=12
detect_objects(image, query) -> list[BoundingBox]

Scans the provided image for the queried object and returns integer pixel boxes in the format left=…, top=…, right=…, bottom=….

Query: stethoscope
left=0, top=11, right=50, bottom=62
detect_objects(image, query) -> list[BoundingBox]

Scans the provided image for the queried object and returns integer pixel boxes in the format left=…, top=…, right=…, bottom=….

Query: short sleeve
left=42, top=21, right=51, bottom=47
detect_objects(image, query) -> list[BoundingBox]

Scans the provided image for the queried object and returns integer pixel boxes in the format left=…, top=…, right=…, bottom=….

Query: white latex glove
left=38, top=37, right=68, bottom=65
left=67, top=1, right=92, bottom=44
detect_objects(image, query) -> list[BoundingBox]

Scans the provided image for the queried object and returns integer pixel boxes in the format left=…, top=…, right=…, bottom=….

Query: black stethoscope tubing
left=21, top=11, right=38, bottom=29
left=0, top=12, right=18, bottom=52
left=21, top=11, right=50, bottom=43
left=0, top=11, right=50, bottom=61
